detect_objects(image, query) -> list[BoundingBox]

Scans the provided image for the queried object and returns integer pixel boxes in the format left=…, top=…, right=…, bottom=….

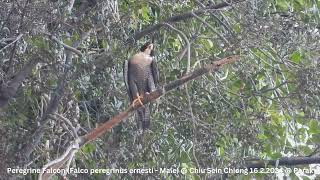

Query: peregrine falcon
left=123, top=42, right=159, bottom=129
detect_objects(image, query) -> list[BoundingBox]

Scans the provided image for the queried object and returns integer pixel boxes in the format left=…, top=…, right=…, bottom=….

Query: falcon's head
left=140, top=42, right=154, bottom=56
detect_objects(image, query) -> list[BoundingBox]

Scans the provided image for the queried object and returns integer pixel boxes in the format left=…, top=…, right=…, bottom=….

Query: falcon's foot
left=132, top=95, right=144, bottom=108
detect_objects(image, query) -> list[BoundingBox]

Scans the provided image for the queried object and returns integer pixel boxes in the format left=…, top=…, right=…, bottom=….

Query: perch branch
left=80, top=55, right=240, bottom=144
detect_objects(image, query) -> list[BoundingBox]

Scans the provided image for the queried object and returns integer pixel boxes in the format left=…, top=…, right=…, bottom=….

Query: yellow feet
left=132, top=95, right=144, bottom=108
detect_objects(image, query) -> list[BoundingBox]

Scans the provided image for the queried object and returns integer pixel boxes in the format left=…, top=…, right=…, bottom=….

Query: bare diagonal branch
left=81, top=55, right=240, bottom=144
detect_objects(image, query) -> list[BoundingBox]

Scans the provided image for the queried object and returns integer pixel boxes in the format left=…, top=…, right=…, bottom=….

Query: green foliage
left=290, top=51, right=302, bottom=63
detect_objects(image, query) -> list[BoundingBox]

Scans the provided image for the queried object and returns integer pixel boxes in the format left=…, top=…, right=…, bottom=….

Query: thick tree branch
left=127, top=0, right=245, bottom=43
left=0, top=57, right=40, bottom=108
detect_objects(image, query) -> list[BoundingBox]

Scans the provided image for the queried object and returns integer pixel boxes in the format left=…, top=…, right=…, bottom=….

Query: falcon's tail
left=135, top=105, right=150, bottom=130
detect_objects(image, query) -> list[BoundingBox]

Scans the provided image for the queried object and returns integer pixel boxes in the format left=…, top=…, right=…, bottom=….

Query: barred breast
left=128, top=52, right=154, bottom=93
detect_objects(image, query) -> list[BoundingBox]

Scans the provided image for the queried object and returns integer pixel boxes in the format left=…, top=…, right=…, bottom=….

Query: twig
left=163, top=22, right=200, bottom=168
left=163, top=23, right=191, bottom=72
left=176, top=24, right=203, bottom=61
left=194, top=0, right=234, bottom=34
left=255, top=81, right=291, bottom=95
left=38, top=140, right=80, bottom=180
left=50, top=114, right=79, bottom=138
left=82, top=101, right=92, bottom=129
left=43, top=33, right=83, bottom=57
left=67, top=0, right=75, bottom=14
left=0, top=34, right=23, bottom=52
left=192, top=12, right=230, bottom=46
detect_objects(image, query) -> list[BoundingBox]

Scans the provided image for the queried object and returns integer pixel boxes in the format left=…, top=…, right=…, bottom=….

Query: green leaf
left=81, top=143, right=96, bottom=154
left=290, top=51, right=302, bottom=63
left=217, top=147, right=225, bottom=157
left=276, top=0, right=289, bottom=10
left=310, top=134, right=320, bottom=143
left=234, top=23, right=241, bottom=33
left=180, top=151, right=191, bottom=163
left=257, top=133, right=268, bottom=140
left=308, top=119, right=320, bottom=134
left=295, top=0, right=304, bottom=5
left=204, top=39, right=213, bottom=49
left=140, top=5, right=150, bottom=22
left=270, top=152, right=282, bottom=159
left=289, top=172, right=299, bottom=179
left=302, top=176, right=312, bottom=180
left=270, top=112, right=284, bottom=125
left=298, top=145, right=313, bottom=155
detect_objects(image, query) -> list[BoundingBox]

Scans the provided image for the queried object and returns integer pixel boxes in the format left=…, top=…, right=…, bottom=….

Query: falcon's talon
left=132, top=95, right=144, bottom=108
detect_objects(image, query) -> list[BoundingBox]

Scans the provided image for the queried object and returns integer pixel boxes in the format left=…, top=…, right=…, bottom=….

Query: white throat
left=143, top=49, right=151, bottom=56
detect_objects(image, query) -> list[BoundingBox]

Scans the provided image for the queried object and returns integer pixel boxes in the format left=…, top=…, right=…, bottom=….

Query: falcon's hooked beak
left=149, top=43, right=155, bottom=57
left=140, top=42, right=154, bottom=56
left=144, top=43, right=154, bottom=56
left=148, top=43, right=154, bottom=50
